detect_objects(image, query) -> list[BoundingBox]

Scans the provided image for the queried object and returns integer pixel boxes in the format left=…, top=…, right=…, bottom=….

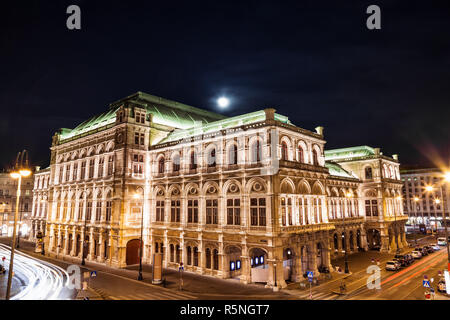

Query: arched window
left=365, top=167, right=373, bottom=179
left=312, top=149, right=319, bottom=165
left=193, top=247, right=199, bottom=266
left=187, top=246, right=192, bottom=265
left=172, top=154, right=180, bottom=172
left=251, top=140, right=261, bottom=163
left=206, top=248, right=211, bottom=269
left=213, top=249, right=219, bottom=270
left=190, top=150, right=197, bottom=170
left=281, top=141, right=288, bottom=160
left=298, top=146, right=304, bottom=163
left=208, top=148, right=216, bottom=167
left=170, top=244, right=174, bottom=262
left=176, top=244, right=180, bottom=263
left=228, top=144, right=237, bottom=165
left=158, top=157, right=165, bottom=174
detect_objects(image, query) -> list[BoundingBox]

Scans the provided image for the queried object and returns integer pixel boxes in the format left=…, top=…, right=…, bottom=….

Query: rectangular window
left=371, top=200, right=378, bottom=216
left=98, top=157, right=104, bottom=178
left=106, top=201, right=112, bottom=221
left=89, top=159, right=95, bottom=178
left=86, top=201, right=92, bottom=221
left=250, top=198, right=266, bottom=226
left=171, top=200, right=180, bottom=222
left=188, top=200, right=198, bottom=223
left=365, top=200, right=371, bottom=216
left=81, top=161, right=86, bottom=180
left=108, top=156, right=114, bottom=176
left=96, top=201, right=102, bottom=221
left=227, top=198, right=240, bottom=225
left=206, top=199, right=218, bottom=224
left=140, top=133, right=145, bottom=146
left=156, top=200, right=165, bottom=222
left=135, top=133, right=139, bottom=145
left=73, top=163, right=78, bottom=181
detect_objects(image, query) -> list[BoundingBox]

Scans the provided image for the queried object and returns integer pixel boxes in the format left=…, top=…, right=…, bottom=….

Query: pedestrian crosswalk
left=296, top=291, right=340, bottom=300
left=93, top=287, right=197, bottom=300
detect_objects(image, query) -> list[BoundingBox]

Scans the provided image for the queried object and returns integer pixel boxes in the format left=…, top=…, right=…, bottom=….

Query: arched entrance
left=126, top=239, right=141, bottom=265
left=68, top=234, right=73, bottom=254
left=316, top=242, right=327, bottom=270
left=283, top=248, right=294, bottom=281
left=249, top=248, right=268, bottom=283
left=76, top=234, right=80, bottom=256
left=225, top=246, right=242, bottom=279
left=333, top=234, right=338, bottom=253
left=301, top=245, right=312, bottom=275
left=367, top=229, right=381, bottom=250
left=341, top=232, right=346, bottom=252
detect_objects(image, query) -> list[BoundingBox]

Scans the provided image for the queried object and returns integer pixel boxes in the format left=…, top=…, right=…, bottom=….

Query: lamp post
left=6, top=168, right=31, bottom=300
left=343, top=192, right=352, bottom=274
left=413, top=196, right=419, bottom=246
left=439, top=171, right=450, bottom=271
left=134, top=186, right=145, bottom=281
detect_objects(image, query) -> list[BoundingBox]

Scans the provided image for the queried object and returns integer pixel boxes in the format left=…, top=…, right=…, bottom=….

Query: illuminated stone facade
left=30, top=92, right=407, bottom=288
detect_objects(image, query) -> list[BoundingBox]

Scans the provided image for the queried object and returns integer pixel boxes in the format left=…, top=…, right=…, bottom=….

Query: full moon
left=217, top=97, right=229, bottom=108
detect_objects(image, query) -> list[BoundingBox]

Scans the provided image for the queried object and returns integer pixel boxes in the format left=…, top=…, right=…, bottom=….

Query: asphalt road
left=347, top=247, right=449, bottom=300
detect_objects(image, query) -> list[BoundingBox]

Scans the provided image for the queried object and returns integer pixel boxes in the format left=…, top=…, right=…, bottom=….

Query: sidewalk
left=1, top=238, right=291, bottom=299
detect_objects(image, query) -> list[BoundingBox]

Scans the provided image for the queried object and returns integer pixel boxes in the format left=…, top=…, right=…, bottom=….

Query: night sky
left=1, top=0, right=450, bottom=170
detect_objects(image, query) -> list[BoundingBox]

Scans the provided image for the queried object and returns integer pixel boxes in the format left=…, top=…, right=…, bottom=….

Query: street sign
left=307, top=271, right=314, bottom=283
left=179, top=266, right=184, bottom=272
left=90, top=271, right=97, bottom=278
left=1, top=256, right=5, bottom=261
left=423, top=280, right=430, bottom=288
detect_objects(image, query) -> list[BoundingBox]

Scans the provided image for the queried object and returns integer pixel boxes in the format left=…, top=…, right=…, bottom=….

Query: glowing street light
left=6, top=167, right=31, bottom=300
left=217, top=97, right=229, bottom=108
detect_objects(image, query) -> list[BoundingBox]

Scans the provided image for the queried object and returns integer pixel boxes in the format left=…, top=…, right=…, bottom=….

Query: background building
left=401, top=167, right=450, bottom=230
left=0, top=170, right=34, bottom=237
left=30, top=91, right=407, bottom=288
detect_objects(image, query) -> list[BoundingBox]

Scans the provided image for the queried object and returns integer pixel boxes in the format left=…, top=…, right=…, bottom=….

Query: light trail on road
left=0, top=244, right=70, bottom=300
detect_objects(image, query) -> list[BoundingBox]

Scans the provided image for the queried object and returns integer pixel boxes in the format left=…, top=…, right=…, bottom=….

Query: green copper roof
left=159, top=110, right=292, bottom=144
left=324, top=146, right=376, bottom=161
left=325, top=161, right=359, bottom=179
left=59, top=92, right=227, bottom=142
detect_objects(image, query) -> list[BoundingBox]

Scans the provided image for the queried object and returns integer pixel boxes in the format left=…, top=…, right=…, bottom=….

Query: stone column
left=292, top=251, right=302, bottom=282
left=88, top=228, right=95, bottom=260
left=63, top=229, right=69, bottom=255
left=70, top=229, right=76, bottom=256
left=98, top=231, right=104, bottom=262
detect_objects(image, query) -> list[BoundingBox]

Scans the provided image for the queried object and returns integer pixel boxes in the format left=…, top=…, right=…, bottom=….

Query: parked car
left=411, top=250, right=422, bottom=259
left=394, top=255, right=408, bottom=267
left=386, top=261, right=400, bottom=271
left=318, top=266, right=330, bottom=273
left=437, top=280, right=446, bottom=293
left=415, top=247, right=428, bottom=256
left=437, top=237, right=447, bottom=246
left=432, top=244, right=441, bottom=251
left=423, top=245, right=434, bottom=254
left=405, top=254, right=414, bottom=264
left=391, top=259, right=403, bottom=268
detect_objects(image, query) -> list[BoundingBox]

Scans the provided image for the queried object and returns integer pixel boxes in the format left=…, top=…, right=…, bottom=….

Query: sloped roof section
left=324, top=146, right=376, bottom=162
left=159, top=110, right=292, bottom=144
left=325, top=161, right=359, bottom=180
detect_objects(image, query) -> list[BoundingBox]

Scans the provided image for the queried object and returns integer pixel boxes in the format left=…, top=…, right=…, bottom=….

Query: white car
left=411, top=251, right=422, bottom=259
left=432, top=244, right=441, bottom=251
left=437, top=238, right=447, bottom=246
left=386, top=261, right=399, bottom=271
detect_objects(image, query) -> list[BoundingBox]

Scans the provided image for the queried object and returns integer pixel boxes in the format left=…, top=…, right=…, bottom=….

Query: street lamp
left=134, top=187, right=145, bottom=281
left=343, top=191, right=352, bottom=274
left=6, top=168, right=31, bottom=300
left=441, top=171, right=450, bottom=271
left=413, top=196, right=419, bottom=246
